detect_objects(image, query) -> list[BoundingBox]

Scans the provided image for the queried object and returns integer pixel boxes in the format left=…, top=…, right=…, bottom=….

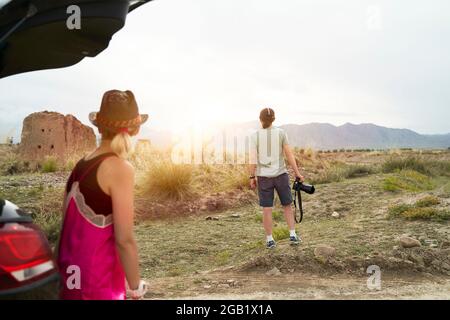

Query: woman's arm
left=283, top=144, right=304, bottom=181
left=108, top=158, right=141, bottom=291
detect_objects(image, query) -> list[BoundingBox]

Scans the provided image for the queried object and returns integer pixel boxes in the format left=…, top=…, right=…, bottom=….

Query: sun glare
left=166, top=104, right=241, bottom=137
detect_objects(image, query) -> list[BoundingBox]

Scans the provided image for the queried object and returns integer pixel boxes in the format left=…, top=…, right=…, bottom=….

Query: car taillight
left=0, top=223, right=56, bottom=289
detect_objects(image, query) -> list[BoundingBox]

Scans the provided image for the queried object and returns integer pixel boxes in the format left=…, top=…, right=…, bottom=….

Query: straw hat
left=89, top=90, right=148, bottom=131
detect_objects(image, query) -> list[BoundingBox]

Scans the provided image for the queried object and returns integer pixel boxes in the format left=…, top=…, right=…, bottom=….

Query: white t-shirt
left=250, top=126, right=289, bottom=178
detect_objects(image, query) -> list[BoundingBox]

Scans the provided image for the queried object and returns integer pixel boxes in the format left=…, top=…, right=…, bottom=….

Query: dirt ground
left=147, top=272, right=450, bottom=300
left=136, top=172, right=449, bottom=300
left=1, top=149, right=449, bottom=299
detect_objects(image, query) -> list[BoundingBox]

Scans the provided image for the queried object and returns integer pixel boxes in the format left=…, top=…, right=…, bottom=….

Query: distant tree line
left=293, top=147, right=449, bottom=153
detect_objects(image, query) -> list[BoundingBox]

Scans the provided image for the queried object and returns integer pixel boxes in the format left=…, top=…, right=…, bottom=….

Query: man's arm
left=248, top=163, right=256, bottom=177
left=283, top=144, right=304, bottom=181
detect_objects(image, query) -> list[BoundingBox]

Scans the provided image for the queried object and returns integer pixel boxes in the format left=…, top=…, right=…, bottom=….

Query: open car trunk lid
left=0, top=0, right=152, bottom=78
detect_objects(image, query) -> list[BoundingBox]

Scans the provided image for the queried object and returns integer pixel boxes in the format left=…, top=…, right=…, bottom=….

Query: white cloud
left=0, top=0, right=449, bottom=142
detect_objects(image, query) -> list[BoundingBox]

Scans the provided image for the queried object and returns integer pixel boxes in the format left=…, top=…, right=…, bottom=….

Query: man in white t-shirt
left=249, top=108, right=305, bottom=249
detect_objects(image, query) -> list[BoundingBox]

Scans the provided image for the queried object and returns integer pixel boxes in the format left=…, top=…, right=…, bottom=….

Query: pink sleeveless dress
left=57, top=154, right=126, bottom=300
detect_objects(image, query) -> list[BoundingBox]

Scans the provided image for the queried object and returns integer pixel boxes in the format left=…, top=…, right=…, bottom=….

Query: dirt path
left=147, top=272, right=450, bottom=300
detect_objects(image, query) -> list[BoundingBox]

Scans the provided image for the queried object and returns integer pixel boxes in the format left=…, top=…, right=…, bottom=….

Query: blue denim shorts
left=257, top=173, right=293, bottom=207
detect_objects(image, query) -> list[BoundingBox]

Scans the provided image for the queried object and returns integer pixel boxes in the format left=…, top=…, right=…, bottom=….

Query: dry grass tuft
left=140, top=162, right=196, bottom=201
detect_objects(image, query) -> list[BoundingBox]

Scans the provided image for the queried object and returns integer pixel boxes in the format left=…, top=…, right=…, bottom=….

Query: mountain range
left=141, top=122, right=450, bottom=150
left=280, top=122, right=450, bottom=150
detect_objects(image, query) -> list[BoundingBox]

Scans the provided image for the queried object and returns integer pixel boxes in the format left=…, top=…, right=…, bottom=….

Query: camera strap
left=293, top=188, right=303, bottom=223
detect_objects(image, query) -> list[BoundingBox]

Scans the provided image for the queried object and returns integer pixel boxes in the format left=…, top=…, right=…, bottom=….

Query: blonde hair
left=100, top=126, right=139, bottom=159
left=110, top=131, right=133, bottom=159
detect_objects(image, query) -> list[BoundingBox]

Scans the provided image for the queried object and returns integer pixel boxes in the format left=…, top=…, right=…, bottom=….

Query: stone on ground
left=399, top=236, right=421, bottom=248
left=314, top=245, right=336, bottom=261
left=266, top=267, right=282, bottom=276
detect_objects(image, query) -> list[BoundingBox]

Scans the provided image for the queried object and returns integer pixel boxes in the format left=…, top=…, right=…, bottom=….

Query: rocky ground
left=148, top=273, right=450, bottom=300
left=134, top=172, right=449, bottom=299
left=0, top=149, right=449, bottom=299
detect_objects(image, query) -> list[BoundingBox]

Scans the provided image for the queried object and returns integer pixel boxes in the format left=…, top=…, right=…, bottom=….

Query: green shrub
left=382, top=170, right=434, bottom=192
left=311, top=163, right=378, bottom=184
left=311, top=163, right=349, bottom=184
left=272, top=210, right=284, bottom=222
left=26, top=186, right=63, bottom=244
left=167, top=266, right=184, bottom=277
left=415, top=195, right=440, bottom=207
left=215, top=250, right=231, bottom=265
left=41, top=157, right=58, bottom=173
left=388, top=196, right=448, bottom=221
left=141, top=162, right=195, bottom=200
left=443, top=182, right=450, bottom=198
left=388, top=203, right=412, bottom=217
left=0, top=153, right=33, bottom=175
left=272, top=226, right=290, bottom=241
left=401, top=207, right=449, bottom=220
left=32, top=210, right=61, bottom=244
left=426, top=160, right=450, bottom=177
left=382, top=156, right=450, bottom=177
left=244, top=240, right=264, bottom=250
left=1, top=158, right=21, bottom=174
left=64, top=159, right=77, bottom=172
left=346, top=164, right=378, bottom=178
left=382, top=157, right=429, bottom=175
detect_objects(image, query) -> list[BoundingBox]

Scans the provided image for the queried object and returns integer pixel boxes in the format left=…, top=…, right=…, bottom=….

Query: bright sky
left=0, top=1, right=12, bottom=8
left=1, top=0, right=449, bottom=142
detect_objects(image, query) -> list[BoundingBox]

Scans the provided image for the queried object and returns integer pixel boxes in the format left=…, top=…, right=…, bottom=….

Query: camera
left=293, top=178, right=315, bottom=194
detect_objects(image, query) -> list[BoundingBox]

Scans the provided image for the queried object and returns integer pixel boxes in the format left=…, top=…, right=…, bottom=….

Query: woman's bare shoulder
left=101, top=156, right=135, bottom=178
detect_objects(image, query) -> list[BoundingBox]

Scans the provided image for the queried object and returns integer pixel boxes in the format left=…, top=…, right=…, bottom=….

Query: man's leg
left=275, top=173, right=300, bottom=244
left=262, top=207, right=276, bottom=248
left=257, top=176, right=275, bottom=247
left=262, top=207, right=273, bottom=237
left=282, top=204, right=296, bottom=231
left=283, top=204, right=301, bottom=244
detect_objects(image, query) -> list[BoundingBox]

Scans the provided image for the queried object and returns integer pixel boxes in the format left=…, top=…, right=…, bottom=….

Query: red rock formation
left=18, top=111, right=96, bottom=163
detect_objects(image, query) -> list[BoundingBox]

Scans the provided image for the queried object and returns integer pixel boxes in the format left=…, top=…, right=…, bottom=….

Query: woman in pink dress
left=58, top=90, right=148, bottom=300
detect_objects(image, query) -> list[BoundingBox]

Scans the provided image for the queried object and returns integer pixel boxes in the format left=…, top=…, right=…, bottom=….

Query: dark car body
left=0, top=0, right=152, bottom=78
